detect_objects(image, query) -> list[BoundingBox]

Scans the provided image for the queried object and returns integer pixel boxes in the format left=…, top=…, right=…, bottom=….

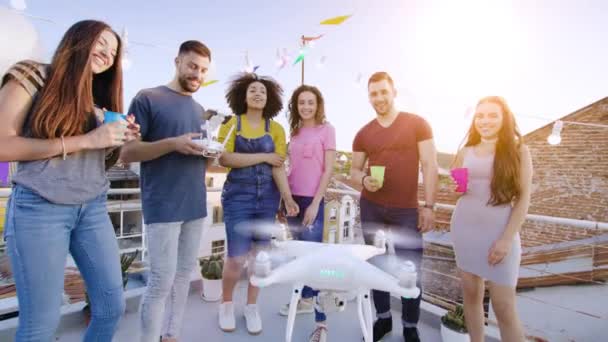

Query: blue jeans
left=4, top=185, right=125, bottom=342
left=359, top=197, right=422, bottom=328
left=286, top=195, right=326, bottom=322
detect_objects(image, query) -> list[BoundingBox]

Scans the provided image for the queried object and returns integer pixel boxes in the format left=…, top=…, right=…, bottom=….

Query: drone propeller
left=231, top=220, right=287, bottom=242
left=240, top=221, right=422, bottom=294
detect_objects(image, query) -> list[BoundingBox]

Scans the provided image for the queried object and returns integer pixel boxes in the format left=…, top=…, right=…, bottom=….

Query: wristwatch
left=422, top=203, right=436, bottom=211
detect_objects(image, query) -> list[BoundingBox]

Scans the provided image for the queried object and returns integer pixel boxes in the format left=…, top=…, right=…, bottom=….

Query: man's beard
left=178, top=75, right=201, bottom=93
left=373, top=102, right=391, bottom=116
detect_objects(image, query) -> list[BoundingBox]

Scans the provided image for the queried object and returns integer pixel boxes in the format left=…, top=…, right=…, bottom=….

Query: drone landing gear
left=285, top=283, right=304, bottom=342
left=357, top=291, right=374, bottom=342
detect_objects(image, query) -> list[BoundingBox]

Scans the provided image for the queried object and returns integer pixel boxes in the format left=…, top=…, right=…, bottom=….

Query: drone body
left=250, top=231, right=420, bottom=342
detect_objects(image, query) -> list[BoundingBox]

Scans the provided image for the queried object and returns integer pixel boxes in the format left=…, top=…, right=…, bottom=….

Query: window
left=343, top=221, right=350, bottom=238
left=213, top=206, right=224, bottom=224
left=211, top=240, right=225, bottom=255
left=329, top=207, right=337, bottom=220
left=206, top=177, right=214, bottom=187
left=328, top=229, right=336, bottom=243
left=346, top=202, right=351, bottom=216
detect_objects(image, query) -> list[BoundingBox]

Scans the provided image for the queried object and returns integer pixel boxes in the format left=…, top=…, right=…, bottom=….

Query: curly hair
left=287, top=84, right=326, bottom=136
left=225, top=72, right=283, bottom=118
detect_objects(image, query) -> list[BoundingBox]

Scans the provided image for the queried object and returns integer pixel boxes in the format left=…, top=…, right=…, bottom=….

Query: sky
left=1, top=0, right=607, bottom=153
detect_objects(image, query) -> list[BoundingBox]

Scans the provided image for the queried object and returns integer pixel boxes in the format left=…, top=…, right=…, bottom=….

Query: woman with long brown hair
left=0, top=20, right=138, bottom=341
left=278, top=84, right=335, bottom=342
left=450, top=96, right=533, bottom=342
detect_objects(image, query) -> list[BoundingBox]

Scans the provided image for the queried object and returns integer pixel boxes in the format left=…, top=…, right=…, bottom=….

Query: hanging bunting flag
left=243, top=50, right=258, bottom=73
left=121, top=27, right=129, bottom=49
left=464, top=106, right=474, bottom=119
left=293, top=46, right=309, bottom=66
left=122, top=56, right=132, bottom=70
left=293, top=52, right=306, bottom=66
left=293, top=46, right=310, bottom=66
left=120, top=27, right=132, bottom=70
left=356, top=73, right=363, bottom=83
left=316, top=55, right=327, bottom=68
left=320, top=15, right=352, bottom=25
left=202, top=80, right=219, bottom=87
left=353, top=73, right=364, bottom=88
left=276, top=48, right=290, bottom=70
left=302, top=34, right=324, bottom=42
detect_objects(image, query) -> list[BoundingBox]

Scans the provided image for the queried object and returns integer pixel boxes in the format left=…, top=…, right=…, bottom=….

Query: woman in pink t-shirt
left=279, top=85, right=336, bottom=341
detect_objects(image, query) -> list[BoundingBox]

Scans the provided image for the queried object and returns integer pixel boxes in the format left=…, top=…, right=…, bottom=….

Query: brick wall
left=525, top=98, right=608, bottom=222
left=520, top=221, right=603, bottom=248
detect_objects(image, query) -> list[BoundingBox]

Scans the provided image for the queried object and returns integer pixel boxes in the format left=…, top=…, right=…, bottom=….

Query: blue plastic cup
left=103, top=111, right=127, bottom=123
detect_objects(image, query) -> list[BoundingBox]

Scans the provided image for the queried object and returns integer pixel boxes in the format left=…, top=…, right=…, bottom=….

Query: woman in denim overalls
left=217, top=73, right=299, bottom=334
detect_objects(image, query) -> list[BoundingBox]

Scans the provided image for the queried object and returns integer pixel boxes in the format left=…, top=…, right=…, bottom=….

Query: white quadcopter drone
left=250, top=230, right=420, bottom=342
left=193, top=109, right=235, bottom=158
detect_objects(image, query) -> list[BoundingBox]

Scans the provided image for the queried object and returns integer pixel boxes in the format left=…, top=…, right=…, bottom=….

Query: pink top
left=288, top=123, right=336, bottom=197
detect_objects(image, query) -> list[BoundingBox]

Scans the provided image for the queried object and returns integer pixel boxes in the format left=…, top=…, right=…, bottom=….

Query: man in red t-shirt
left=351, top=72, right=438, bottom=342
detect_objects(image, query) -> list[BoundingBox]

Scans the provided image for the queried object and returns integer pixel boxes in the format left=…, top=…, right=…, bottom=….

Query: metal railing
left=2, top=187, right=606, bottom=230
left=325, top=188, right=608, bottom=231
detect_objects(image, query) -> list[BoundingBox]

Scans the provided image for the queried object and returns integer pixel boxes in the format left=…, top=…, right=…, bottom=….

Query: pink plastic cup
left=450, top=168, right=468, bottom=193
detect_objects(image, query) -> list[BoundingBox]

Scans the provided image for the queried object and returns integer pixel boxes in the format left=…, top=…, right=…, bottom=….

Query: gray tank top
left=2, top=60, right=110, bottom=204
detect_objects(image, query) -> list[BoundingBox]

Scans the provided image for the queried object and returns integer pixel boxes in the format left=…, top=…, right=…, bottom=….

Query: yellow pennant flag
left=320, top=14, right=352, bottom=25
left=202, top=80, right=219, bottom=87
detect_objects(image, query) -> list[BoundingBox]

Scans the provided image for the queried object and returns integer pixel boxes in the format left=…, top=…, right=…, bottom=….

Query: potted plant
left=199, top=254, right=223, bottom=302
left=83, top=250, right=139, bottom=325
left=440, top=304, right=470, bottom=342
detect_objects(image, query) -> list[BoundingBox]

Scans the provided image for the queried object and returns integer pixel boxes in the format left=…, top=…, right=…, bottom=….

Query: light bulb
left=0, top=6, right=38, bottom=67
left=547, top=134, right=561, bottom=145
left=121, top=27, right=129, bottom=48
left=10, top=0, right=27, bottom=11
left=122, top=56, right=131, bottom=70
left=547, top=120, right=564, bottom=145
left=316, top=55, right=327, bottom=68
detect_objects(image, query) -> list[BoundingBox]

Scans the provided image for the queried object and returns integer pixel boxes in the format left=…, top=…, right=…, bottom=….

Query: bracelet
left=361, top=175, right=368, bottom=186
left=422, top=203, right=436, bottom=211
left=60, top=136, right=67, bottom=160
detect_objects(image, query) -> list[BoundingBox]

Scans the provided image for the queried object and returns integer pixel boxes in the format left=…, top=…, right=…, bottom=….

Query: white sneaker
left=279, top=298, right=314, bottom=316
left=219, top=301, right=236, bottom=332
left=243, top=304, right=262, bottom=335
left=309, top=324, right=328, bottom=342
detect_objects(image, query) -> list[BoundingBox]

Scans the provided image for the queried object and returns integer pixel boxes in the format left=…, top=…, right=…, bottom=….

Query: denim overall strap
left=226, top=117, right=276, bottom=184
left=236, top=114, right=243, bottom=133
